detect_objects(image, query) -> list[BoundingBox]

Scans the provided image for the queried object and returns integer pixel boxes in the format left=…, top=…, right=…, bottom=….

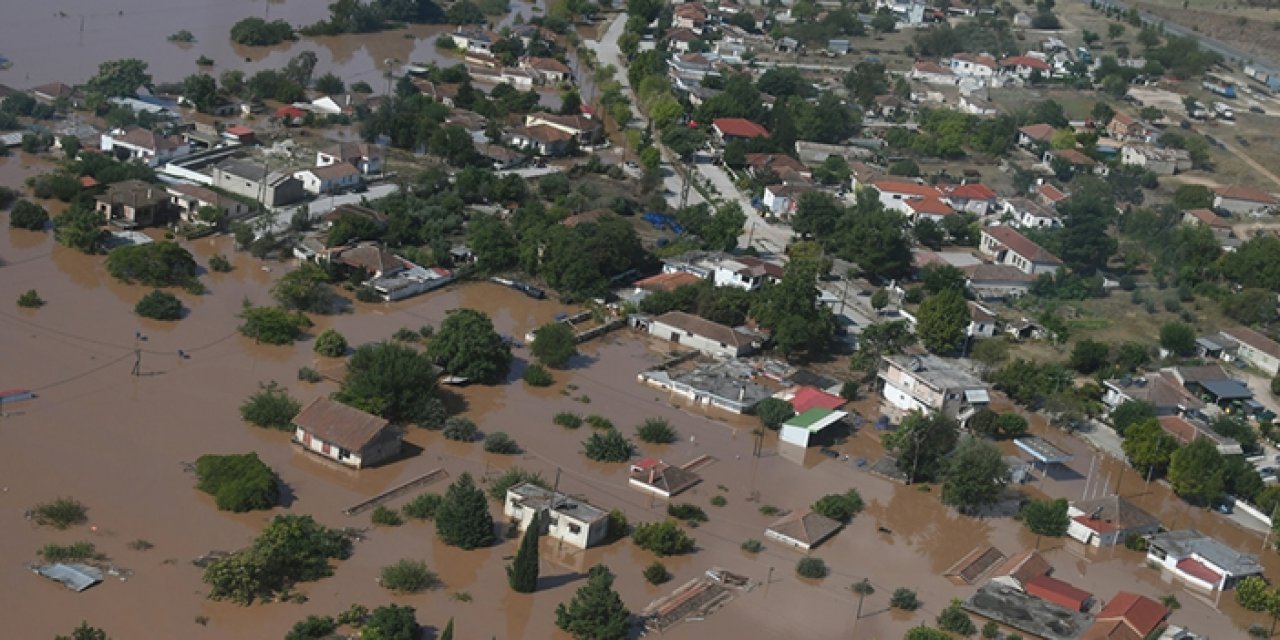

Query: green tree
left=230, top=17, right=297, bottom=45
left=1168, top=437, right=1224, bottom=504
left=1222, top=288, right=1276, bottom=326
left=793, top=191, right=844, bottom=239
left=54, top=205, right=106, bottom=254
left=997, top=413, right=1029, bottom=437
left=884, top=411, right=959, bottom=483
left=467, top=213, right=518, bottom=273
left=313, top=328, right=348, bottom=357
left=532, top=321, right=577, bottom=368
left=836, top=204, right=912, bottom=280
left=757, top=397, right=796, bottom=429
left=937, top=599, right=977, bottom=635
left=1019, top=498, right=1070, bottom=536
left=583, top=429, right=634, bottom=462
left=272, top=262, right=335, bottom=313
left=336, top=341, right=442, bottom=424
left=1159, top=321, right=1197, bottom=357
left=1110, top=400, right=1156, bottom=436
left=1069, top=339, right=1110, bottom=374
left=55, top=622, right=110, bottom=640
left=439, top=618, right=454, bottom=640
left=751, top=258, right=835, bottom=358
left=239, top=305, right=312, bottom=345
left=917, top=288, right=969, bottom=354
left=9, top=199, right=49, bottom=230
left=434, top=472, right=494, bottom=549
left=427, top=309, right=512, bottom=384
left=940, top=438, right=1008, bottom=515
left=134, top=290, right=183, bottom=320
left=181, top=73, right=219, bottom=111
left=904, top=627, right=951, bottom=640
left=87, top=58, right=151, bottom=97
left=106, top=241, right=197, bottom=287
left=871, top=288, right=889, bottom=313
left=239, top=381, right=301, bottom=430
left=853, top=578, right=875, bottom=620
left=362, top=605, right=418, bottom=640
left=1237, top=575, right=1271, bottom=612
left=1122, top=419, right=1180, bottom=476
left=379, top=559, right=438, bottom=594
left=812, top=489, right=864, bottom=523
left=636, top=418, right=678, bottom=444
left=286, top=615, right=337, bottom=640
left=202, top=515, right=352, bottom=604
left=1173, top=185, right=1215, bottom=210
left=507, top=512, right=540, bottom=593
left=632, top=520, right=695, bottom=556
left=555, top=565, right=631, bottom=640
left=195, top=453, right=280, bottom=512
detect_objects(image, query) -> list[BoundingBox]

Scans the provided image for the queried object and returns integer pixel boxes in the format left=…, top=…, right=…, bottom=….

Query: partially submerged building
left=765, top=509, right=842, bottom=551
left=1066, top=495, right=1160, bottom=547
left=503, top=482, right=609, bottom=549
left=878, top=353, right=990, bottom=422
left=94, top=179, right=170, bottom=227
left=292, top=398, right=402, bottom=469
left=645, top=311, right=762, bottom=359
left=1146, top=529, right=1263, bottom=591
left=629, top=458, right=701, bottom=499
left=779, top=408, right=848, bottom=448
left=636, top=360, right=771, bottom=414
left=964, top=582, right=1093, bottom=640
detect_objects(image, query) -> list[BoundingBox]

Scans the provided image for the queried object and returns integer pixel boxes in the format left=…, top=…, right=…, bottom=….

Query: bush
left=1018, top=498, right=1070, bottom=537
left=531, top=321, right=577, bottom=368
left=135, top=290, right=183, bottom=320
left=759, top=505, right=780, bottom=516
left=523, top=363, right=554, bottom=386
left=632, top=520, right=696, bottom=556
left=586, top=415, right=614, bottom=430
left=812, top=489, right=864, bottom=523
left=442, top=416, right=479, bottom=442
left=106, top=241, right=197, bottom=287
left=583, top=429, right=634, bottom=462
left=402, top=493, right=443, bottom=520
left=891, top=587, right=920, bottom=611
left=796, top=557, right=828, bottom=579
left=313, top=329, right=348, bottom=357
left=30, top=497, right=87, bottom=529
left=239, top=305, right=312, bottom=345
left=937, top=599, right=976, bottom=635
left=203, top=515, right=352, bottom=604
left=9, top=199, right=49, bottom=230
left=483, top=431, right=520, bottom=454
left=286, top=615, right=337, bottom=640
left=756, top=397, right=796, bottom=429
left=554, top=411, right=583, bottom=429
left=741, top=538, right=763, bottom=553
left=393, top=327, right=420, bottom=342
left=636, top=418, right=678, bottom=444
left=355, top=285, right=380, bottom=302
left=209, top=254, right=233, bottom=272
left=487, top=466, right=550, bottom=501
left=17, top=289, right=44, bottom=308
left=667, top=503, right=708, bottom=523
left=710, top=495, right=727, bottom=507
left=239, top=381, right=301, bottom=430
left=372, top=505, right=404, bottom=526
left=297, top=366, right=322, bottom=382
left=195, top=453, right=280, bottom=512
left=380, top=559, right=440, bottom=594
left=643, top=561, right=672, bottom=585
left=40, top=541, right=104, bottom=563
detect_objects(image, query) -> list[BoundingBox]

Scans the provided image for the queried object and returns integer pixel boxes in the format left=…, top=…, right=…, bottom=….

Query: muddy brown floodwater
left=2, top=220, right=1278, bottom=637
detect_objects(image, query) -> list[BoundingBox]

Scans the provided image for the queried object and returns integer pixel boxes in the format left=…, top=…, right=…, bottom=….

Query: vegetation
left=434, top=472, right=494, bottom=549
left=442, top=416, right=479, bottom=442
left=583, top=429, right=634, bottom=462
left=54, top=205, right=107, bottom=254
left=335, top=341, right=444, bottom=426
left=796, top=557, right=829, bottom=579
left=941, top=438, right=1009, bottom=515
left=135, top=290, right=183, bottom=320
left=507, top=512, right=540, bottom=593
left=230, top=17, right=297, bottom=45
left=380, top=559, right=439, bottom=594
left=554, top=411, right=583, bottom=429
left=523, top=364, right=554, bottom=386
left=106, top=242, right=197, bottom=287
left=586, top=415, right=614, bottom=430
left=756, top=397, right=796, bottom=429
left=891, top=587, right=921, bottom=611
left=532, top=321, right=577, bottom=368
left=884, top=411, right=959, bottom=483
left=1168, top=437, right=1224, bottom=504
left=426, top=309, right=512, bottom=384
left=1121, top=419, right=1180, bottom=476
left=667, top=503, right=708, bottom=524
left=937, top=599, right=977, bottom=636
left=917, top=288, right=969, bottom=354
left=710, top=495, right=727, bottom=507
left=1019, top=498, right=1070, bottom=537
left=636, top=418, right=678, bottom=444
left=643, top=561, right=672, bottom=585
left=54, top=622, right=111, bottom=640
left=402, top=492, right=443, bottom=521
left=202, top=515, right=352, bottom=604
left=40, top=541, right=104, bottom=563
left=555, top=565, right=631, bottom=640
left=632, top=520, right=696, bottom=556
left=9, top=199, right=49, bottom=230
left=483, top=431, right=520, bottom=454
left=239, top=381, right=301, bottom=430
left=313, top=329, right=348, bottom=357
left=195, top=453, right=280, bottom=512
left=285, top=616, right=337, bottom=640
left=238, top=305, right=312, bottom=345
left=17, top=289, right=44, bottom=308
left=208, top=254, right=233, bottom=272
left=741, top=538, right=763, bottom=553
left=811, top=489, right=864, bottom=523
left=487, top=466, right=549, bottom=501
left=30, top=497, right=88, bottom=529
left=272, top=263, right=336, bottom=313
left=371, top=505, right=403, bottom=527
left=362, top=604, right=419, bottom=640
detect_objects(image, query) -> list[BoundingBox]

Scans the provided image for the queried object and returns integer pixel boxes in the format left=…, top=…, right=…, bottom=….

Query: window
left=568, top=523, right=581, bottom=534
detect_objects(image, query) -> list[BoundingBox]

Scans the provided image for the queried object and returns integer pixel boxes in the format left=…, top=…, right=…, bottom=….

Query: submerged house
left=291, top=398, right=402, bottom=469
left=503, top=482, right=609, bottom=549
left=1146, top=529, right=1263, bottom=591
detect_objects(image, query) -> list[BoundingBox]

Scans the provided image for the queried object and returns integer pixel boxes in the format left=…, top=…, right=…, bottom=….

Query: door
left=669, top=332, right=680, bottom=343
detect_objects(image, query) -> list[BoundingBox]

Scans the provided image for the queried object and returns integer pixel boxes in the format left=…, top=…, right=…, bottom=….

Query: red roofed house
left=1181, top=208, right=1233, bottom=239
left=519, top=56, right=574, bottom=84
left=505, top=124, right=574, bottom=156
left=633, top=271, right=702, bottom=293
left=1037, top=183, right=1069, bottom=207
left=1018, top=123, right=1056, bottom=148
left=1214, top=185, right=1278, bottom=216
left=275, top=105, right=306, bottom=124
left=1084, top=592, right=1168, bottom=640
left=99, top=126, right=190, bottom=167
left=867, top=179, right=943, bottom=215
left=673, top=2, right=709, bottom=31
left=292, top=397, right=402, bottom=469
left=1107, top=112, right=1150, bottom=141
left=1066, top=495, right=1160, bottom=547
left=910, top=62, right=957, bottom=85
left=785, top=386, right=846, bottom=414
left=744, top=153, right=810, bottom=180
left=990, top=549, right=1052, bottom=591
left=221, top=125, right=256, bottom=145
left=979, top=226, right=1062, bottom=276
left=942, top=182, right=998, bottom=215
left=1024, top=575, right=1093, bottom=612
left=713, top=118, right=770, bottom=143
left=1000, top=55, right=1052, bottom=79
left=903, top=196, right=954, bottom=223
left=1043, top=148, right=1106, bottom=175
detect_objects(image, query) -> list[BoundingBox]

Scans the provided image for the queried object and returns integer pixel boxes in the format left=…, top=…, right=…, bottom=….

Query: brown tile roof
left=654, top=311, right=748, bottom=348
left=766, top=509, right=842, bottom=547
left=1019, top=124, right=1055, bottom=141
left=1050, top=148, right=1097, bottom=166
left=527, top=112, right=601, bottom=134
left=992, top=549, right=1051, bottom=585
left=1094, top=592, right=1168, bottom=638
left=1024, top=575, right=1092, bottom=611
left=322, top=203, right=388, bottom=225
left=712, top=117, right=770, bottom=139
left=292, top=397, right=394, bottom=451
left=1222, top=326, right=1280, bottom=359
left=635, top=271, right=703, bottom=292
left=96, top=179, right=167, bottom=207
left=1082, top=619, right=1142, bottom=640
left=167, top=183, right=226, bottom=206
left=745, top=153, right=807, bottom=173
left=512, top=124, right=573, bottom=144
left=1215, top=184, right=1277, bottom=204
left=30, top=81, right=74, bottom=99
left=629, top=461, right=701, bottom=496
left=309, top=163, right=362, bottom=181
left=1184, top=208, right=1231, bottom=229
left=982, top=226, right=1062, bottom=265
left=912, top=61, right=952, bottom=75
left=665, top=27, right=701, bottom=42
left=523, top=56, right=572, bottom=74
left=905, top=196, right=954, bottom=216
left=968, top=302, right=995, bottom=323
left=964, top=263, right=1036, bottom=283
left=334, top=243, right=401, bottom=275
left=1070, top=495, right=1159, bottom=532
left=116, top=126, right=183, bottom=152
left=1037, top=183, right=1068, bottom=203
left=321, top=141, right=379, bottom=162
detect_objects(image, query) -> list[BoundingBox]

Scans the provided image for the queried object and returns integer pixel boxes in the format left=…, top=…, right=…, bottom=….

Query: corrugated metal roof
left=35, top=563, right=103, bottom=592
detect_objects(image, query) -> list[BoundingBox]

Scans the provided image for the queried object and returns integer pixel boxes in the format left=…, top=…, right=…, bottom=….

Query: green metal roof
left=783, top=408, right=846, bottom=432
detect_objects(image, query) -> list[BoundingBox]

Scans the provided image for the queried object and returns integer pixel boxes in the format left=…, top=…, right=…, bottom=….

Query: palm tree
left=853, top=579, right=875, bottom=620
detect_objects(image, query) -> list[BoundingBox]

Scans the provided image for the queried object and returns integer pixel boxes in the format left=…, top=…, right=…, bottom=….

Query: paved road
left=693, top=161, right=793, bottom=256
left=1089, top=0, right=1276, bottom=73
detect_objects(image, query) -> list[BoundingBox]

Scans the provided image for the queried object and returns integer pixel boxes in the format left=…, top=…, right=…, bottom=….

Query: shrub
left=796, top=557, right=828, bottom=579
left=643, top=561, right=672, bottom=585
left=239, top=381, right=301, bottom=430
left=239, top=305, right=312, bottom=345
left=17, top=289, right=44, bottom=308
left=741, top=538, right=763, bottom=553
left=756, top=397, right=796, bottom=429
left=583, top=429, right=633, bottom=462
left=402, top=493, right=443, bottom=520
left=40, top=541, right=104, bottom=563
left=128, top=539, right=154, bottom=551
left=891, top=587, right=920, bottom=611
left=355, top=285, right=380, bottom=302
left=297, top=366, right=322, bottom=382
left=313, top=329, right=348, bottom=357
left=554, top=412, right=583, bottom=429
left=202, top=515, right=352, bottom=604
left=106, top=241, right=197, bottom=287
left=9, top=199, right=49, bottom=230
left=937, top=599, right=976, bottom=635
left=667, top=503, right=708, bottom=523
left=632, top=520, right=695, bottom=556
left=30, top=497, right=87, bottom=529
left=636, top=418, right=678, bottom=444
left=286, top=615, right=337, bottom=640
left=135, top=289, right=183, bottom=320
left=811, top=489, right=864, bottom=523
left=586, top=415, right=613, bottom=430
left=531, top=321, right=577, bottom=368
left=380, top=559, right=440, bottom=594
left=524, top=363, right=554, bottom=386
left=393, top=327, right=420, bottom=342
left=483, top=431, right=520, bottom=454
left=209, top=254, right=233, bottom=272
left=195, top=453, right=280, bottom=512
left=710, top=495, right=727, bottom=507
left=372, top=505, right=404, bottom=526
left=605, top=509, right=630, bottom=542
left=487, top=467, right=550, bottom=501
left=442, top=416, right=479, bottom=441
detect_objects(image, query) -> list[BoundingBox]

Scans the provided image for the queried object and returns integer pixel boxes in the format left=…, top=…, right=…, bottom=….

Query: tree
left=752, top=258, right=835, bottom=358
left=941, top=438, right=1008, bottom=515
left=871, top=288, right=889, bottom=313
left=336, top=341, right=443, bottom=425
left=9, top=199, right=49, bottom=230
left=937, top=599, right=977, bottom=636
left=812, top=489, right=864, bottom=523
left=532, top=321, right=577, bottom=368
left=483, top=431, right=520, bottom=454
left=87, top=59, right=151, bottom=97
left=239, top=306, right=311, bottom=345
left=434, top=472, right=494, bottom=549
left=195, top=453, right=279, bottom=512
left=583, top=429, right=634, bottom=462
left=1110, top=400, right=1156, bottom=436
left=1173, top=184, right=1214, bottom=210
left=54, top=205, right=106, bottom=254
left=904, top=627, right=951, bottom=640
left=797, top=557, right=829, bottom=578
left=555, top=564, right=631, bottom=640
left=917, top=288, right=969, bottom=354
left=427, top=309, right=512, bottom=384
left=914, top=218, right=945, bottom=251
left=442, top=416, right=479, bottom=442
left=1237, top=575, right=1271, bottom=612
left=632, top=520, right=695, bottom=556
left=55, top=623, right=109, bottom=640
left=135, top=290, right=183, bottom=320
left=997, top=413, right=1029, bottom=438
left=1222, top=288, right=1276, bottom=326
left=891, top=588, right=921, bottom=611
left=836, top=205, right=912, bottom=280
left=853, top=579, right=875, bottom=620
left=314, top=72, right=345, bottom=96
left=1159, top=321, right=1196, bottom=357
left=636, top=418, right=678, bottom=444
left=439, top=618, right=454, bottom=640
left=1019, top=498, right=1070, bottom=536
left=240, top=381, right=301, bottom=430
left=507, top=512, right=540, bottom=593
left=272, top=262, right=335, bottom=313
left=313, top=328, right=348, bottom=357
left=793, top=191, right=844, bottom=239
left=202, top=515, right=352, bottom=604
left=921, top=264, right=966, bottom=295
left=884, top=411, right=959, bottom=483
left=362, top=605, right=419, bottom=640
left=1168, top=437, right=1224, bottom=504
left=107, top=241, right=197, bottom=287
left=181, top=73, right=218, bottom=112
left=1122, top=419, right=1180, bottom=476
left=1069, top=339, right=1110, bottom=374
left=467, top=214, right=518, bottom=272
left=230, top=17, right=297, bottom=45
left=380, top=559, right=439, bottom=594
left=757, top=397, right=796, bottom=429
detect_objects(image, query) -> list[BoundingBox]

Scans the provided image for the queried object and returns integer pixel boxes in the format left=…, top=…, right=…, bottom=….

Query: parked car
left=1250, top=105, right=1266, bottom=114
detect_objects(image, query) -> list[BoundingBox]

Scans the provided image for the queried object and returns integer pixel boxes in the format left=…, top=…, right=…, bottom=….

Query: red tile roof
left=982, top=226, right=1062, bottom=265
left=1019, top=124, right=1056, bottom=141
left=912, top=61, right=952, bottom=75
left=713, top=117, right=770, bottom=139
left=635, top=271, right=702, bottom=292
left=1025, top=575, right=1093, bottom=611
left=944, top=183, right=997, bottom=201
left=790, top=387, right=846, bottom=414
left=1038, top=183, right=1068, bottom=202
left=1095, top=592, right=1168, bottom=638
left=745, top=153, right=807, bottom=173
left=871, top=179, right=941, bottom=198
left=1215, top=184, right=1278, bottom=204
left=523, top=56, right=572, bottom=74
left=906, top=196, right=954, bottom=216
left=224, top=125, right=254, bottom=137
left=1051, top=148, right=1097, bottom=166
left=1176, top=557, right=1222, bottom=586
left=1001, top=55, right=1052, bottom=71
left=1184, top=208, right=1231, bottom=229
left=1073, top=513, right=1119, bottom=533
left=953, top=52, right=997, bottom=68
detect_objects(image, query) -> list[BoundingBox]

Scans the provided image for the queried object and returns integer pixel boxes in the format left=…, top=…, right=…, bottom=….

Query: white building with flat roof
left=503, top=483, right=609, bottom=549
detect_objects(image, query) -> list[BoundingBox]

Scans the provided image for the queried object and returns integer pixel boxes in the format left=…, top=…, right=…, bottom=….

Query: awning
left=1014, top=437, right=1073, bottom=464
left=964, top=389, right=991, bottom=403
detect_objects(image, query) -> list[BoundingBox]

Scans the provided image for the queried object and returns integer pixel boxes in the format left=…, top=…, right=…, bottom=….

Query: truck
left=1076, top=47, right=1092, bottom=64
left=1202, top=74, right=1238, bottom=98
left=1213, top=101, right=1235, bottom=120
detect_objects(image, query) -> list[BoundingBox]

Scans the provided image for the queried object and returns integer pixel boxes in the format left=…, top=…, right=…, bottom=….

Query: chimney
left=648, top=467, right=656, bottom=484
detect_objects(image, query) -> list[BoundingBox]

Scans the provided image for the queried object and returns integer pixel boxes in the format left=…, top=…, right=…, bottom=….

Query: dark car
left=1250, top=105, right=1265, bottom=114
left=819, top=447, right=840, bottom=459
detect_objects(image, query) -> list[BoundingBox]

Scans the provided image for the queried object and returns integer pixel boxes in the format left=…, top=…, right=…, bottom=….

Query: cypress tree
left=555, top=564, right=631, bottom=640
left=434, top=472, right=495, bottom=550
left=439, top=618, right=453, bottom=640
left=507, top=512, right=541, bottom=593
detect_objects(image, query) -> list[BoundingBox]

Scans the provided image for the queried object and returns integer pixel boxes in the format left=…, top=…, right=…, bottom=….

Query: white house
left=310, top=93, right=369, bottom=116
left=1002, top=197, right=1060, bottom=229
left=910, top=62, right=958, bottom=85
left=294, top=163, right=362, bottom=195
left=948, top=53, right=997, bottom=80
left=761, top=183, right=809, bottom=215
left=967, top=302, right=997, bottom=338
left=499, top=68, right=536, bottom=91
left=999, top=55, right=1052, bottom=80
left=662, top=251, right=784, bottom=291
left=903, top=196, right=955, bottom=223
left=291, top=397, right=402, bottom=469
left=1220, top=327, right=1280, bottom=376
left=519, top=56, right=573, bottom=84
left=1066, top=495, right=1160, bottom=547
left=646, top=311, right=758, bottom=359
left=450, top=27, right=503, bottom=53
left=877, top=353, right=990, bottom=421
left=941, top=183, right=998, bottom=215
left=867, top=179, right=944, bottom=215
left=1146, top=529, right=1264, bottom=591
left=1120, top=144, right=1192, bottom=176
left=959, top=94, right=998, bottom=116
left=765, top=510, right=842, bottom=551
left=317, top=141, right=383, bottom=175
left=1214, top=185, right=1277, bottom=216
left=99, top=126, right=190, bottom=167
left=979, top=226, right=1063, bottom=275
left=503, top=482, right=609, bottom=549
left=1017, top=123, right=1056, bottom=149
left=167, top=183, right=251, bottom=224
